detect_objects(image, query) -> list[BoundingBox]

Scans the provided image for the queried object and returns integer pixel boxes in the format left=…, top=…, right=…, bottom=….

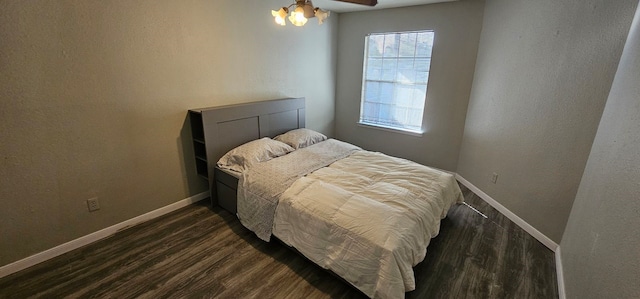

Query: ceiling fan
left=333, top=0, right=378, bottom=6
left=271, top=0, right=378, bottom=26
left=271, top=0, right=378, bottom=27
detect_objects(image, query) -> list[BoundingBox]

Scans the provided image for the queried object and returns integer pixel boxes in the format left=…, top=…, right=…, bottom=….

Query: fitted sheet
left=272, top=151, right=463, bottom=299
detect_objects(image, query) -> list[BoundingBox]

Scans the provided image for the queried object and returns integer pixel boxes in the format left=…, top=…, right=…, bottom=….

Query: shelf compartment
left=193, top=141, right=207, bottom=160
left=189, top=111, right=205, bottom=141
left=196, top=159, right=208, bottom=179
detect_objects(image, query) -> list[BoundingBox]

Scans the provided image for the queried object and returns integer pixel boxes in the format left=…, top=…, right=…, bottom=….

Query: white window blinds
left=359, top=31, right=434, bottom=134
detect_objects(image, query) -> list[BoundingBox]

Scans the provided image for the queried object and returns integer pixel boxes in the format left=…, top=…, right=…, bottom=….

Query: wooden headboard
left=188, top=97, right=305, bottom=208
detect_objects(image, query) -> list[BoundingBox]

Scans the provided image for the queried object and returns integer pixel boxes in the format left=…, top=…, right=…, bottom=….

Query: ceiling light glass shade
left=303, top=3, right=316, bottom=18
left=272, top=8, right=288, bottom=26
left=314, top=8, right=330, bottom=24
left=289, top=6, right=307, bottom=26
left=289, top=6, right=308, bottom=26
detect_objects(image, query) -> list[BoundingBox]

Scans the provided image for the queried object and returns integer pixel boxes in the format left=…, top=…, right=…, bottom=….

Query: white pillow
left=217, top=138, right=294, bottom=173
left=274, top=128, right=327, bottom=149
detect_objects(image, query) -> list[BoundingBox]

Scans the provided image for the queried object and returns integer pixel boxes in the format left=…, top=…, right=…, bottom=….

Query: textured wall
left=560, top=4, right=640, bottom=298
left=334, top=0, right=484, bottom=171
left=0, top=0, right=338, bottom=266
left=456, top=0, right=637, bottom=242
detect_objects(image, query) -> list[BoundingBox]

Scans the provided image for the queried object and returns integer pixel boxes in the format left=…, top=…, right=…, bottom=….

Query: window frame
left=357, top=30, right=435, bottom=135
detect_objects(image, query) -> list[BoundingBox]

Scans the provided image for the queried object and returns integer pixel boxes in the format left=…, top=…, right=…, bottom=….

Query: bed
left=189, top=98, right=463, bottom=299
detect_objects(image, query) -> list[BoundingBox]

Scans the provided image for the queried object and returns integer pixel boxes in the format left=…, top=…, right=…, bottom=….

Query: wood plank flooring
left=0, top=185, right=558, bottom=298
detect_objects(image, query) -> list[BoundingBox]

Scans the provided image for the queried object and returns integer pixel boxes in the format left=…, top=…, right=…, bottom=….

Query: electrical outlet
left=87, top=197, right=100, bottom=212
left=491, top=172, right=498, bottom=184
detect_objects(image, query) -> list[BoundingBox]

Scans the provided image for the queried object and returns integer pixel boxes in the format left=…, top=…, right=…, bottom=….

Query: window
left=359, top=30, right=434, bottom=134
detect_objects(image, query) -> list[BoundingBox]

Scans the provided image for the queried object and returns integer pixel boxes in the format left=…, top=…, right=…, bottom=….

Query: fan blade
left=334, top=0, right=378, bottom=6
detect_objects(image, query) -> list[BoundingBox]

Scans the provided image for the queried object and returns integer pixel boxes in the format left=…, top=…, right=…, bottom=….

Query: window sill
left=357, top=122, right=424, bottom=137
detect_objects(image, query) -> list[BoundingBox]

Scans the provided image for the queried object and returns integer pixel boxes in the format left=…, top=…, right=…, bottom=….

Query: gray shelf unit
left=188, top=111, right=209, bottom=180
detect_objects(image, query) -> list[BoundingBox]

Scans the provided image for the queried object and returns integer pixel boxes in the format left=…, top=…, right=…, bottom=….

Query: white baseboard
left=2, top=177, right=567, bottom=297
left=0, top=191, right=209, bottom=279
left=555, top=247, right=566, bottom=299
left=454, top=174, right=565, bottom=298
left=455, top=174, right=559, bottom=251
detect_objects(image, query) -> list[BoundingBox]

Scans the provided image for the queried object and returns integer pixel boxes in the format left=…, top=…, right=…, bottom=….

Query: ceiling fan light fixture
left=272, top=0, right=330, bottom=27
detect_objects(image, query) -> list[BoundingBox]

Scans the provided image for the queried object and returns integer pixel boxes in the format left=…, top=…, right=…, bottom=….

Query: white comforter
left=237, top=139, right=361, bottom=241
left=272, top=150, right=463, bottom=299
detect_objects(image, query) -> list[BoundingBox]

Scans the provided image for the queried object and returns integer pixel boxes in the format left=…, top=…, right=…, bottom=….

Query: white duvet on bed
left=237, top=139, right=361, bottom=241
left=272, top=151, right=463, bottom=299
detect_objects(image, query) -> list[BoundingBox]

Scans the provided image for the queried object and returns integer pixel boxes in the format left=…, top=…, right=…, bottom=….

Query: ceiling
left=310, top=0, right=457, bottom=13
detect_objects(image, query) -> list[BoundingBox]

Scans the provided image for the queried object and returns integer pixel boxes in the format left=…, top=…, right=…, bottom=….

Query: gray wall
left=560, top=4, right=640, bottom=298
left=334, top=0, right=485, bottom=171
left=0, top=0, right=338, bottom=267
left=456, top=0, right=638, bottom=242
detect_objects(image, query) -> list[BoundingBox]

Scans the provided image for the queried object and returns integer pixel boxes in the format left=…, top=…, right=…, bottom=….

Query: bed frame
left=190, top=98, right=371, bottom=296
left=188, top=97, right=305, bottom=213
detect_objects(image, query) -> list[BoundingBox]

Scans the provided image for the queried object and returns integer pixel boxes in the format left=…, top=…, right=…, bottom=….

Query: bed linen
left=273, top=150, right=463, bottom=299
left=236, top=139, right=463, bottom=299
left=237, top=139, right=361, bottom=241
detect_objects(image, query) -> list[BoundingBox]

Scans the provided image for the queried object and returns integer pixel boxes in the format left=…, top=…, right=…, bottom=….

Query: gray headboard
left=188, top=97, right=305, bottom=206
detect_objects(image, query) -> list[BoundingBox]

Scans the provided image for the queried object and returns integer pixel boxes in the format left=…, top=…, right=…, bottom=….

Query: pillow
left=274, top=128, right=327, bottom=149
left=217, top=137, right=294, bottom=173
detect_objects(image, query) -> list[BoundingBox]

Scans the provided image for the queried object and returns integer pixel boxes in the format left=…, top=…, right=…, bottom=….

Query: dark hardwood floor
left=0, top=185, right=558, bottom=298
